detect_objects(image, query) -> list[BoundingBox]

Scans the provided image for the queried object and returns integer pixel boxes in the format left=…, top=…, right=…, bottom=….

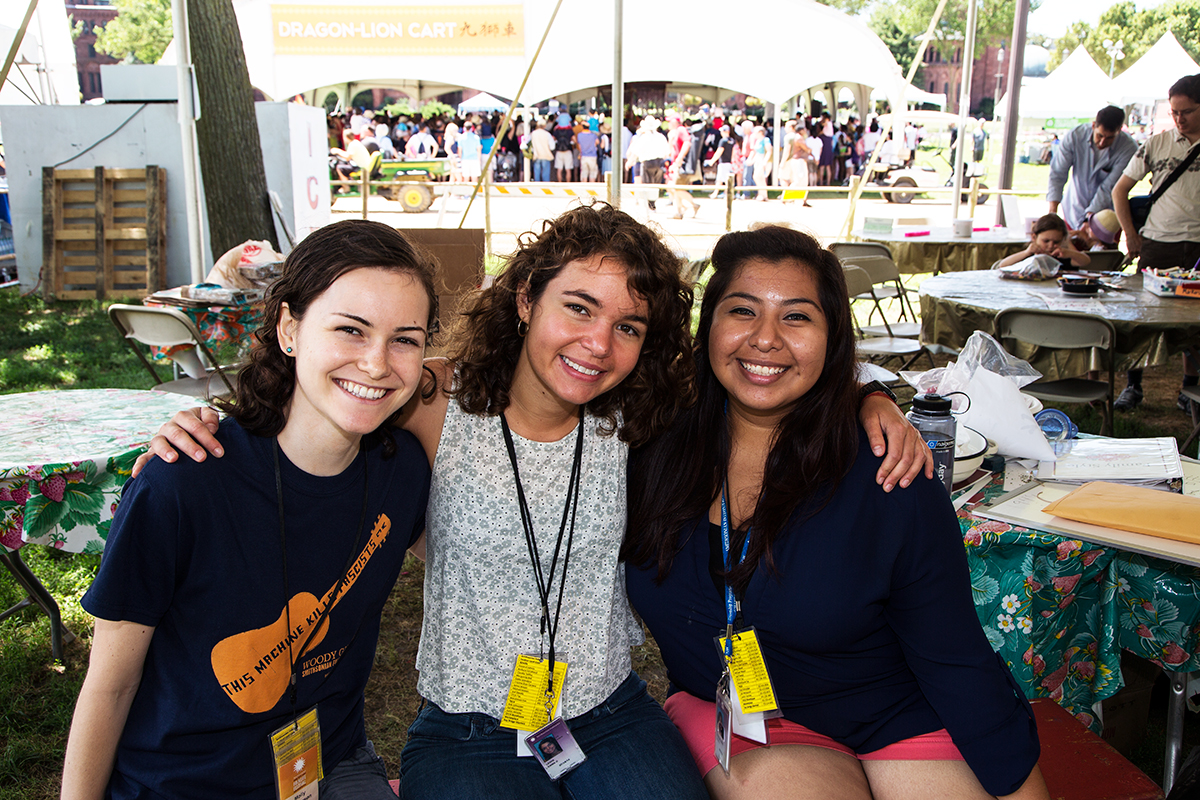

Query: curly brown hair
left=219, top=220, right=439, bottom=453
left=446, top=203, right=694, bottom=447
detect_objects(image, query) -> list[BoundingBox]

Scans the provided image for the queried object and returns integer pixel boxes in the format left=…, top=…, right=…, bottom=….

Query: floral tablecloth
left=0, top=389, right=210, bottom=554
left=963, top=477, right=1200, bottom=732
left=143, top=298, right=263, bottom=364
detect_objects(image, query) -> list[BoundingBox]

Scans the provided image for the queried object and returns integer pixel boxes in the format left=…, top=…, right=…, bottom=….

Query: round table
left=919, top=271, right=1200, bottom=377
left=855, top=226, right=1031, bottom=274
left=0, top=388, right=209, bottom=553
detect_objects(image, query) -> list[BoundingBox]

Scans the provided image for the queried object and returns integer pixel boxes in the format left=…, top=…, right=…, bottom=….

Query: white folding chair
left=838, top=254, right=921, bottom=338
left=109, top=304, right=238, bottom=399
left=993, top=307, right=1115, bottom=436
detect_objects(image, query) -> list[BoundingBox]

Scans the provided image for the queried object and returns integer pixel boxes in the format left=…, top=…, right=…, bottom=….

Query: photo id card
left=524, top=717, right=587, bottom=781
left=714, top=673, right=733, bottom=776
left=269, top=706, right=323, bottom=800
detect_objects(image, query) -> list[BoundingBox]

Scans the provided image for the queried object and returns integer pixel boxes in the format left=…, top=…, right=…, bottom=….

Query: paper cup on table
left=952, top=219, right=973, bottom=237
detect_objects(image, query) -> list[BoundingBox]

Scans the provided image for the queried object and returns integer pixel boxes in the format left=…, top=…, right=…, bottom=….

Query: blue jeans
left=320, top=740, right=395, bottom=800
left=534, top=159, right=553, bottom=182
left=398, top=672, right=707, bottom=800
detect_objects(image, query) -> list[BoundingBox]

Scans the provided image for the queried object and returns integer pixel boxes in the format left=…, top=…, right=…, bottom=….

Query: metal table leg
left=0, top=548, right=75, bottom=661
left=1165, top=670, right=1191, bottom=795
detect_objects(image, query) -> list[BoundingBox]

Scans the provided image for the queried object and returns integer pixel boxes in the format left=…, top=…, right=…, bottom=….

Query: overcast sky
left=1026, top=0, right=1166, bottom=37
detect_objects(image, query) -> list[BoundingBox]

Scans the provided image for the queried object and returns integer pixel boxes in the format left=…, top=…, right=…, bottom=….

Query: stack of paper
left=1037, top=437, right=1183, bottom=492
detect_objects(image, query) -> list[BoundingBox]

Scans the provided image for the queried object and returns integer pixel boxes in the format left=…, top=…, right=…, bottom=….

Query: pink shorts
left=663, top=691, right=965, bottom=776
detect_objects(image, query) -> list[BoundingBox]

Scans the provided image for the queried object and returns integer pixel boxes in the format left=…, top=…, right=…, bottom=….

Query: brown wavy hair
left=623, top=226, right=860, bottom=592
left=218, top=220, right=439, bottom=454
left=446, top=203, right=694, bottom=446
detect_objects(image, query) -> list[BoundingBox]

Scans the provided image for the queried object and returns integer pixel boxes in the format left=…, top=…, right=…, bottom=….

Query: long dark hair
left=623, top=226, right=860, bottom=592
left=219, top=220, right=439, bottom=454
left=447, top=203, right=694, bottom=446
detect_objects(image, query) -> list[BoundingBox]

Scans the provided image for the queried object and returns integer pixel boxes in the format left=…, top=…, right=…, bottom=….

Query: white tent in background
left=871, top=83, right=947, bottom=110
left=458, top=91, right=509, bottom=116
left=224, top=0, right=906, bottom=112
left=995, top=47, right=1113, bottom=125
left=0, top=2, right=79, bottom=110
left=1110, top=32, right=1200, bottom=105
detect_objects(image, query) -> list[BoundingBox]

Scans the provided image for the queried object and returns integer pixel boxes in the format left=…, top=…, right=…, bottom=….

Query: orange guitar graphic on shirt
left=211, top=513, right=392, bottom=714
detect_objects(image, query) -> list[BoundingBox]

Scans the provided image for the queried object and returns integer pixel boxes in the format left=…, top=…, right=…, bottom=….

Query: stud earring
left=286, top=347, right=293, bottom=354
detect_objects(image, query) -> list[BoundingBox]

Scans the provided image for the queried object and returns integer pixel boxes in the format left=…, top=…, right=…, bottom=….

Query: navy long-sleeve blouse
left=626, top=432, right=1040, bottom=796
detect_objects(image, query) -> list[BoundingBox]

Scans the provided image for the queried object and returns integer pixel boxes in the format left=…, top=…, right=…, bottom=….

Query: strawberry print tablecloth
left=0, top=389, right=210, bottom=554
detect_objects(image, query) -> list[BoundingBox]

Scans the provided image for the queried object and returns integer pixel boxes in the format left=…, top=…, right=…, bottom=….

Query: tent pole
left=172, top=0, right=205, bottom=283
left=996, top=0, right=1029, bottom=225
left=458, top=0, right=565, bottom=226
left=951, top=0, right=979, bottom=220
left=610, top=0, right=623, bottom=208
left=0, top=0, right=39, bottom=96
left=840, top=0, right=951, bottom=238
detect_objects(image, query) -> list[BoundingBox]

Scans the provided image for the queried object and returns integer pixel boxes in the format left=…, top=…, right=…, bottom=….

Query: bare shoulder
left=395, top=357, right=454, bottom=467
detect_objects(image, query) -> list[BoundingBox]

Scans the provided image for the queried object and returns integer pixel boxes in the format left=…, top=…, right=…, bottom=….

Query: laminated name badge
left=716, top=628, right=780, bottom=716
left=270, top=707, right=323, bottom=800
left=500, top=654, right=567, bottom=731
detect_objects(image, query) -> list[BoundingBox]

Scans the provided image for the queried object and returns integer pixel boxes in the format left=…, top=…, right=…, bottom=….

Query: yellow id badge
left=499, top=654, right=568, bottom=730
left=715, top=628, right=779, bottom=715
left=270, top=707, right=323, bottom=800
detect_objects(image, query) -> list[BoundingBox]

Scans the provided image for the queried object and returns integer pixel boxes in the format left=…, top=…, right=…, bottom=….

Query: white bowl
left=952, top=426, right=989, bottom=483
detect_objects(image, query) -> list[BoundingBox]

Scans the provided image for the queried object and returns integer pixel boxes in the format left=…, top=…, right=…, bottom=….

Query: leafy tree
left=91, top=0, right=173, bottom=65
left=1049, top=0, right=1200, bottom=76
left=817, top=0, right=874, bottom=15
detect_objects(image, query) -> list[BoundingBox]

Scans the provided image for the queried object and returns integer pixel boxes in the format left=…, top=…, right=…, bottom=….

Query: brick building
left=65, top=0, right=118, bottom=101
left=922, top=41, right=1011, bottom=116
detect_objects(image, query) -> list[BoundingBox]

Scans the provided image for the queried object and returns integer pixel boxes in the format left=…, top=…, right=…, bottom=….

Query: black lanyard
left=273, top=439, right=369, bottom=714
left=499, top=407, right=585, bottom=700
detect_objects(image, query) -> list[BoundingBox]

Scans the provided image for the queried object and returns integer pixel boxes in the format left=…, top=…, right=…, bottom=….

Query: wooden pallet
left=42, top=166, right=166, bottom=300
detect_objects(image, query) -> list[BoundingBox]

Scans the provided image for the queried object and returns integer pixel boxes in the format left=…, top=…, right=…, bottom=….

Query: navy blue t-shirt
left=83, top=419, right=429, bottom=799
left=626, top=430, right=1040, bottom=797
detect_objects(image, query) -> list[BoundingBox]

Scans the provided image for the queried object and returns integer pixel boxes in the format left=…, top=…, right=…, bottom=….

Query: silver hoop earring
left=516, top=319, right=529, bottom=338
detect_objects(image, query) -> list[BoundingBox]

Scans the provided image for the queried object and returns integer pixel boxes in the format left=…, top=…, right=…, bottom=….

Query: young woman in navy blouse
left=624, top=226, right=1049, bottom=800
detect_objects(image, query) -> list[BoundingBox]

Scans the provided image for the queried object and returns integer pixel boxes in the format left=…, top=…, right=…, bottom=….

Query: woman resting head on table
left=623, top=226, right=1049, bottom=800
left=130, top=205, right=930, bottom=800
left=62, top=220, right=438, bottom=800
left=994, top=212, right=1091, bottom=269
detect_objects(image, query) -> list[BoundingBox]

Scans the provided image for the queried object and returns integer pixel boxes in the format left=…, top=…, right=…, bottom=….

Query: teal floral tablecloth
left=0, top=389, right=209, bottom=554
left=962, top=477, right=1200, bottom=732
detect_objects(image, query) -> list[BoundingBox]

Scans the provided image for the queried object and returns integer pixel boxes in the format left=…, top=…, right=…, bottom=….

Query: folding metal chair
left=1180, top=385, right=1200, bottom=458
left=109, top=304, right=238, bottom=399
left=838, top=254, right=921, bottom=338
left=1082, top=250, right=1127, bottom=272
left=843, top=266, right=931, bottom=371
left=993, top=307, right=1116, bottom=435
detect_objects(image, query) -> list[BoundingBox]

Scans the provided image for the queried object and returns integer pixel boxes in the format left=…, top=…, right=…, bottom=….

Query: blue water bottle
left=907, top=393, right=957, bottom=494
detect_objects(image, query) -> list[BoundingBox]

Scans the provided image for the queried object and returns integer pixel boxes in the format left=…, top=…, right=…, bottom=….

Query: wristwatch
left=859, top=380, right=898, bottom=404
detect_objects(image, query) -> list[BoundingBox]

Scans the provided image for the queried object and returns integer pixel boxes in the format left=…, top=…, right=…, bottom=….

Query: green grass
left=0, top=288, right=160, bottom=393
left=0, top=286, right=168, bottom=799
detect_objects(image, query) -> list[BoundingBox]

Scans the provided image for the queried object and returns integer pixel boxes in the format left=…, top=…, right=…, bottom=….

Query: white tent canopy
left=995, top=47, right=1112, bottom=123
left=0, top=3, right=79, bottom=108
left=225, top=0, right=905, bottom=112
left=872, top=83, right=947, bottom=110
left=458, top=91, right=508, bottom=116
left=1110, top=31, right=1200, bottom=105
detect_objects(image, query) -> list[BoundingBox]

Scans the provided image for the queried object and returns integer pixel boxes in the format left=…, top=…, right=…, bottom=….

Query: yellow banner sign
left=271, top=5, right=524, bottom=56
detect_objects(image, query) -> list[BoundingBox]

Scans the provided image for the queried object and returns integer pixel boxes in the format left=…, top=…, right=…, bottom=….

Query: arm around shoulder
left=394, top=357, right=453, bottom=468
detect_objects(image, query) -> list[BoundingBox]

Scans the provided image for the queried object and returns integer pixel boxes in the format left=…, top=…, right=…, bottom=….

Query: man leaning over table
left=1112, top=73, right=1200, bottom=414
left=1047, top=106, right=1137, bottom=230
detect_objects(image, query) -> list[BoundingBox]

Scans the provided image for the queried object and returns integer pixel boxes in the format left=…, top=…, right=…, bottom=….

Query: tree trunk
left=187, top=0, right=278, bottom=258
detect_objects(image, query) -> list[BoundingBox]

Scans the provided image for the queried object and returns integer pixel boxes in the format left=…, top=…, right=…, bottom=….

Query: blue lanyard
left=721, top=485, right=751, bottom=659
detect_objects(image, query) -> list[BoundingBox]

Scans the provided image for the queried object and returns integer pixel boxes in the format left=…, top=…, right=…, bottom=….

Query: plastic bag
left=996, top=253, right=1060, bottom=280
left=901, top=331, right=1055, bottom=461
